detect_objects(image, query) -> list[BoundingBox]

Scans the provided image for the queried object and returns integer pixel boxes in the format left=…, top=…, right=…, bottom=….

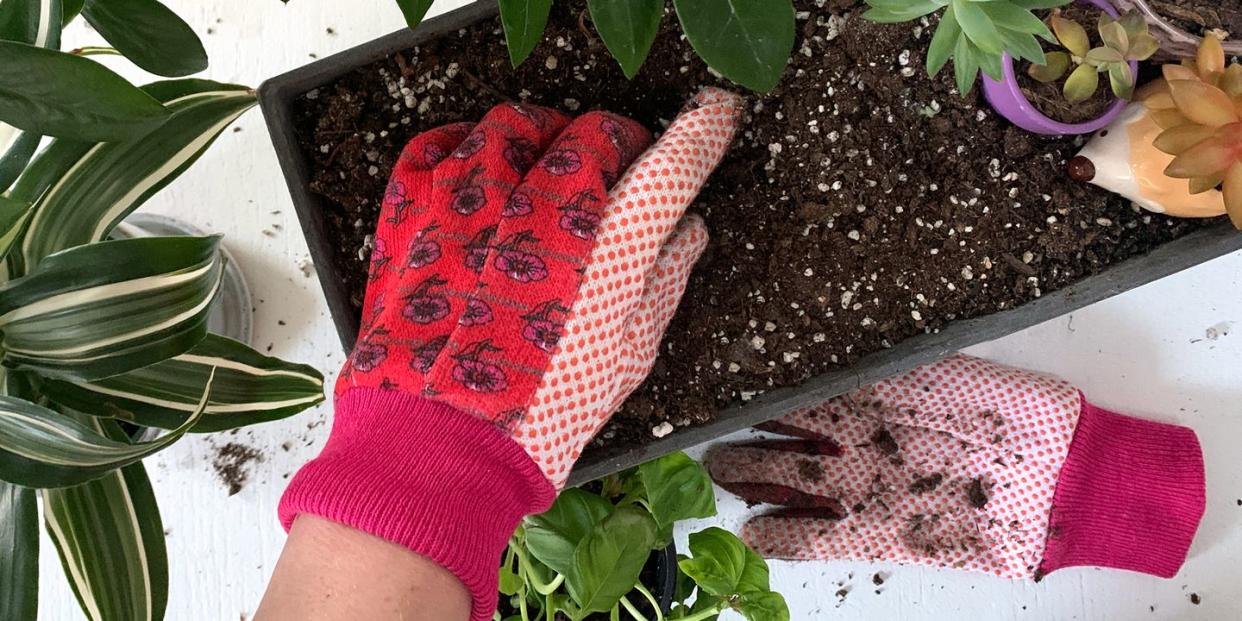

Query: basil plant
left=502, top=452, right=790, bottom=621
left=0, top=1, right=325, bottom=620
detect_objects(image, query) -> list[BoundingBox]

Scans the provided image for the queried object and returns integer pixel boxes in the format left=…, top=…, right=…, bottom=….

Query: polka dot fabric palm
left=709, top=354, right=1083, bottom=578
left=516, top=88, right=742, bottom=487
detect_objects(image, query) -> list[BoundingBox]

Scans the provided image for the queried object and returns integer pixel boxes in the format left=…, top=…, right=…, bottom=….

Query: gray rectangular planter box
left=258, top=0, right=1242, bottom=486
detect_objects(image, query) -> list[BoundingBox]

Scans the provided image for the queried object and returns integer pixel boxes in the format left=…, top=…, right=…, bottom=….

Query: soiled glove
left=707, top=354, right=1205, bottom=580
left=281, top=88, right=742, bottom=621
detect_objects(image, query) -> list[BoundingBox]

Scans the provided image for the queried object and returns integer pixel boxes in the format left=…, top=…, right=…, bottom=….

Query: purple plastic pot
left=982, top=0, right=1138, bottom=136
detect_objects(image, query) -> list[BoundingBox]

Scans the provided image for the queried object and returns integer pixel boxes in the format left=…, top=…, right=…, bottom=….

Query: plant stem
left=519, top=591, right=531, bottom=621
left=633, top=584, right=664, bottom=621
left=673, top=604, right=727, bottom=621
left=619, top=595, right=651, bottom=621
left=69, top=46, right=121, bottom=56
left=514, top=545, right=565, bottom=595
left=611, top=604, right=622, bottom=621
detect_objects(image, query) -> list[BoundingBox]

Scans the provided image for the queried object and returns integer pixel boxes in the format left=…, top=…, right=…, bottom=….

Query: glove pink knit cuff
left=279, top=388, right=555, bottom=621
left=1039, top=398, right=1205, bottom=578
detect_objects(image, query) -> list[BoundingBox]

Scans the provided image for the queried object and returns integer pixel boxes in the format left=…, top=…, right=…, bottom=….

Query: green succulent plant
left=863, top=0, right=1073, bottom=96
left=1028, top=8, right=1159, bottom=102
left=0, top=1, right=325, bottom=620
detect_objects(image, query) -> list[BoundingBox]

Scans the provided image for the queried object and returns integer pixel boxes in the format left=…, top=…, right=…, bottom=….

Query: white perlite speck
left=652, top=422, right=674, bottom=438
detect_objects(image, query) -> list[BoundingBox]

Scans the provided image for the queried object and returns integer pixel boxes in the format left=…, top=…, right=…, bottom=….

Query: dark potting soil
left=293, top=0, right=1214, bottom=454
left=212, top=442, right=263, bottom=496
left=1017, top=5, right=1120, bottom=125
left=1148, top=0, right=1242, bottom=38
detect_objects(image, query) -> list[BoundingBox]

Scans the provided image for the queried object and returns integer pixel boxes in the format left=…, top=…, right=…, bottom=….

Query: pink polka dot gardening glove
left=707, top=354, right=1206, bottom=580
left=280, top=88, right=742, bottom=621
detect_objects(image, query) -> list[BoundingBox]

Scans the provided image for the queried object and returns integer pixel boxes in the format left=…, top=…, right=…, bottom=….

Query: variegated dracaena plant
left=0, top=1, right=326, bottom=620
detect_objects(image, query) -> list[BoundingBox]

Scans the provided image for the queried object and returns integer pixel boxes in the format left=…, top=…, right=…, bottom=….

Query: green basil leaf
left=673, top=0, right=795, bottom=92
left=637, top=451, right=716, bottom=530
left=0, top=479, right=37, bottom=621
left=498, top=0, right=552, bottom=67
left=0, top=372, right=212, bottom=487
left=0, top=41, right=168, bottom=142
left=41, top=333, right=325, bottom=432
left=735, top=543, right=771, bottom=594
left=0, top=236, right=223, bottom=381
left=566, top=505, right=657, bottom=614
left=588, top=0, right=663, bottom=79
left=16, top=80, right=253, bottom=269
left=43, top=419, right=168, bottom=621
left=499, top=564, right=522, bottom=596
left=679, top=527, right=747, bottom=597
left=736, top=590, right=790, bottom=621
left=524, top=487, right=613, bottom=576
left=395, top=0, right=435, bottom=29
left=81, top=0, right=207, bottom=77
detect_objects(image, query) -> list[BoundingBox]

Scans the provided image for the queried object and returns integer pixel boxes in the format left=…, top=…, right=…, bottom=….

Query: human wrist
left=279, top=388, right=555, bottom=621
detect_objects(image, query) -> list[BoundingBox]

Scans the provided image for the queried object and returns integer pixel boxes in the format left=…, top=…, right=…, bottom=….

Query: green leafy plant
left=395, top=0, right=796, bottom=93
left=501, top=452, right=789, bottom=621
left=0, top=1, right=325, bottom=619
left=1027, top=9, right=1158, bottom=102
left=863, top=0, right=1072, bottom=95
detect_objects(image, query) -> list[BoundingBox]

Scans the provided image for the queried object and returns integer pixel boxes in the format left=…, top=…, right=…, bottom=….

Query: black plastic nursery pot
left=259, top=0, right=1242, bottom=487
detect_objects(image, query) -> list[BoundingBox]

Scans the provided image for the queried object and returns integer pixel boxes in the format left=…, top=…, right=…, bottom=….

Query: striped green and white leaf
left=0, top=235, right=223, bottom=381
left=0, top=195, right=31, bottom=265
left=0, top=0, right=63, bottom=193
left=44, top=417, right=167, bottom=621
left=16, top=79, right=254, bottom=269
left=0, top=479, right=38, bottom=621
left=42, top=333, right=325, bottom=433
left=0, top=371, right=211, bottom=488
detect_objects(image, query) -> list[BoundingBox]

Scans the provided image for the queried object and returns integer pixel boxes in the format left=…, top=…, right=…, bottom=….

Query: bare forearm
left=255, top=515, right=470, bottom=621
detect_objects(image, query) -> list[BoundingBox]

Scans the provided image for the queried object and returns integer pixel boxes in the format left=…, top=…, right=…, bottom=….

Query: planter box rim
left=258, top=0, right=1242, bottom=487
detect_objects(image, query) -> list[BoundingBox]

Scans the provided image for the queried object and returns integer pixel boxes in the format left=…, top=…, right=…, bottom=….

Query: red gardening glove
left=281, top=89, right=743, bottom=621
left=707, top=354, right=1205, bottom=580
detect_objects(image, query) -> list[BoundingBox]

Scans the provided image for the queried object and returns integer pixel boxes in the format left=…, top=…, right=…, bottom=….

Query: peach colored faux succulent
left=1141, top=35, right=1242, bottom=228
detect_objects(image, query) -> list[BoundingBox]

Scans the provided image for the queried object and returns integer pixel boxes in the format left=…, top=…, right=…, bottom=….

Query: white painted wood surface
left=41, top=1, right=1241, bottom=618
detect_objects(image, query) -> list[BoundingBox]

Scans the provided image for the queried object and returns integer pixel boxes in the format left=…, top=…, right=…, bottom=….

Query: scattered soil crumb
left=1190, top=593, right=1201, bottom=605
left=967, top=477, right=990, bottom=509
left=871, top=428, right=899, bottom=456
left=909, top=473, right=944, bottom=494
left=213, top=442, right=264, bottom=496
left=872, top=572, right=886, bottom=586
left=798, top=458, right=826, bottom=483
